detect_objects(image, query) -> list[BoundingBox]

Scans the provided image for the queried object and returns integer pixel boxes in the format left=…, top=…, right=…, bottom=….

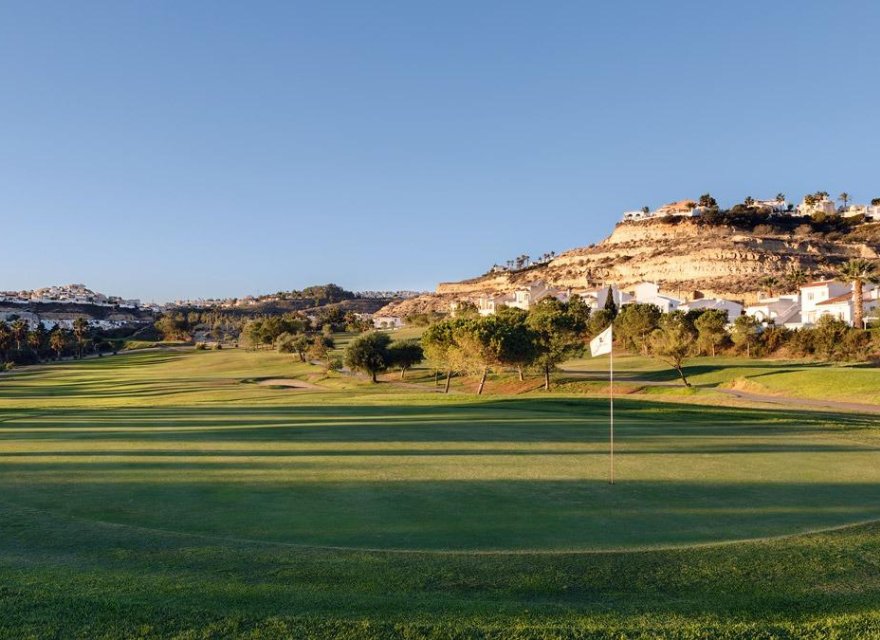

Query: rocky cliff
left=379, top=218, right=880, bottom=316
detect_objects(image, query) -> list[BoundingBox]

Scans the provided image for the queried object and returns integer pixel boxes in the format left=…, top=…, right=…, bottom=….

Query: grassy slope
left=563, top=354, right=880, bottom=404
left=2, top=348, right=880, bottom=638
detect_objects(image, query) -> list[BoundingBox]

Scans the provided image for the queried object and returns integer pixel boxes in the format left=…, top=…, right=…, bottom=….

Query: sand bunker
left=255, top=378, right=322, bottom=390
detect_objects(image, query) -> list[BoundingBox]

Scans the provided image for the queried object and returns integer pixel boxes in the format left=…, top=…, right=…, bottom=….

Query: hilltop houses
left=622, top=193, right=879, bottom=223
left=840, top=204, right=880, bottom=221
left=623, top=200, right=705, bottom=221
left=0, top=284, right=140, bottom=309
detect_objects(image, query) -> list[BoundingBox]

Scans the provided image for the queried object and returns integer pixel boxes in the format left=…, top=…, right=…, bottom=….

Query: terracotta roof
left=816, top=291, right=876, bottom=306
left=801, top=280, right=844, bottom=288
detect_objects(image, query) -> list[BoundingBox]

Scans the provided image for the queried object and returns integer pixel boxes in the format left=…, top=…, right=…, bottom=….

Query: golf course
left=2, top=347, right=880, bottom=638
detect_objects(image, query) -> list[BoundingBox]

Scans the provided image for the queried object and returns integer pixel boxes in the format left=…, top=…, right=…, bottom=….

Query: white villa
left=812, top=285, right=880, bottom=328
left=752, top=198, right=790, bottom=214
left=799, top=280, right=851, bottom=325
left=679, top=298, right=744, bottom=320
left=840, top=204, right=880, bottom=221
left=745, top=295, right=801, bottom=327
left=577, top=285, right=633, bottom=310
left=797, top=195, right=836, bottom=217
left=474, top=293, right=515, bottom=316
left=628, top=282, right=681, bottom=313
left=508, top=281, right=570, bottom=311
left=621, top=210, right=651, bottom=222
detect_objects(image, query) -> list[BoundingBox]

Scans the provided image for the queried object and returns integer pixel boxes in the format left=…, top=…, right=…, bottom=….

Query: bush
left=212, top=343, right=223, bottom=350
left=194, top=342, right=208, bottom=351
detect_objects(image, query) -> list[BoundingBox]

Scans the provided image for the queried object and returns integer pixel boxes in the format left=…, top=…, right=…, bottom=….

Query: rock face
left=378, top=219, right=880, bottom=317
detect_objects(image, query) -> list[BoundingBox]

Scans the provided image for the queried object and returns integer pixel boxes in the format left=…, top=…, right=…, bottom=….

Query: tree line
left=0, top=317, right=118, bottom=368
left=345, top=282, right=880, bottom=391
left=155, top=307, right=372, bottom=344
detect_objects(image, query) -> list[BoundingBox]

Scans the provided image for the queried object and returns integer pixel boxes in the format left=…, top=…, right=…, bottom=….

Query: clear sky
left=2, top=1, right=879, bottom=302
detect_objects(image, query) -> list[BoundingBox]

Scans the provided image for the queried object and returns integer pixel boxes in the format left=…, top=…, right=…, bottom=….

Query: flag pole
left=609, top=332, right=614, bottom=485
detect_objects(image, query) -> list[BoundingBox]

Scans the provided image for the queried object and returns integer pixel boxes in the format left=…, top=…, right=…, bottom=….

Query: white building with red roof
left=813, top=286, right=879, bottom=327
left=799, top=280, right=850, bottom=325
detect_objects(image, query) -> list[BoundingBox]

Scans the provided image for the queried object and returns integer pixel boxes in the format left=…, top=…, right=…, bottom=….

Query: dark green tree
left=344, top=332, right=392, bottom=382
left=386, top=340, right=424, bottom=380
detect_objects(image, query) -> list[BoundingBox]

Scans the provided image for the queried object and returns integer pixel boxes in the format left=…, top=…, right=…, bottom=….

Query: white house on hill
left=841, top=204, right=880, bottom=221
left=752, top=198, right=790, bottom=214
left=812, top=285, right=879, bottom=328
left=746, top=295, right=801, bottom=327
left=575, top=285, right=632, bottom=311
left=679, top=298, right=744, bottom=320
left=627, top=282, right=681, bottom=313
left=797, top=195, right=836, bottom=217
left=508, top=282, right=569, bottom=311
left=800, top=280, right=850, bottom=325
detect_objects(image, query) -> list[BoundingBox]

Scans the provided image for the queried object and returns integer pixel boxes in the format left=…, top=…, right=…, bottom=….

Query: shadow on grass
left=3, top=477, right=880, bottom=554
left=0, top=397, right=876, bottom=444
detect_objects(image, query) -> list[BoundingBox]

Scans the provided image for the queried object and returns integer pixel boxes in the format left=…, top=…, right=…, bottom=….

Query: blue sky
left=2, top=1, right=879, bottom=302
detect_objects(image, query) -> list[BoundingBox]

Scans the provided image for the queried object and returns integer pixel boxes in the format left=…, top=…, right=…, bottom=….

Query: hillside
left=379, top=217, right=880, bottom=316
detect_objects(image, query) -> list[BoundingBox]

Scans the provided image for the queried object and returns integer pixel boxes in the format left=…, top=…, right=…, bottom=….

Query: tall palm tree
left=27, top=326, right=45, bottom=362
left=11, top=319, right=28, bottom=352
left=0, top=321, right=11, bottom=362
left=837, top=259, right=879, bottom=328
left=759, top=276, right=781, bottom=299
left=72, top=317, right=89, bottom=359
left=785, top=268, right=808, bottom=292
left=838, top=192, right=850, bottom=210
left=49, top=329, right=67, bottom=361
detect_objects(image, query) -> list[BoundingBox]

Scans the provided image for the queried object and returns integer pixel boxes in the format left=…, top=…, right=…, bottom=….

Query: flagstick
left=609, top=339, right=614, bottom=485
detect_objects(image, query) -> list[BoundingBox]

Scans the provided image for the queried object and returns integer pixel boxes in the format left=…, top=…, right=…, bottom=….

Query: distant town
left=621, top=192, right=880, bottom=223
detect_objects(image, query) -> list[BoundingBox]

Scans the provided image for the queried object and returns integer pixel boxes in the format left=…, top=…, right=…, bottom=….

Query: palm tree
left=785, top=268, right=808, bottom=292
left=775, top=193, right=786, bottom=203
left=838, top=192, right=850, bottom=209
left=72, top=317, right=89, bottom=359
left=49, top=329, right=67, bottom=360
left=10, top=319, right=28, bottom=352
left=837, top=259, right=879, bottom=328
left=759, top=276, right=781, bottom=299
left=0, top=321, right=11, bottom=362
left=744, top=196, right=755, bottom=208
left=27, top=326, right=46, bottom=361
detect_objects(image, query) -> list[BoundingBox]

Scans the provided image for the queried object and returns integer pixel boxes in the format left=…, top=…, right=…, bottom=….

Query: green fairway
left=563, top=353, right=880, bottom=405
left=2, top=348, right=880, bottom=638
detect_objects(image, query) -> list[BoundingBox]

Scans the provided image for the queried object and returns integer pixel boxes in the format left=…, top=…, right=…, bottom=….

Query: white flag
left=590, top=325, right=613, bottom=357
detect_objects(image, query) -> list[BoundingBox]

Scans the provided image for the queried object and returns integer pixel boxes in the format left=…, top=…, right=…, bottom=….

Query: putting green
left=1, top=350, right=879, bottom=552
